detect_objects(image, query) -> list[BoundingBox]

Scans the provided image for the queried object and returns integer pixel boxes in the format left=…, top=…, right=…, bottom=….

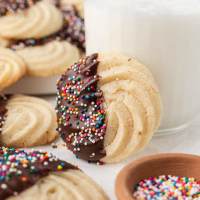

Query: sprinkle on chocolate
left=0, top=147, right=78, bottom=200
left=0, top=95, right=8, bottom=134
left=10, top=3, right=85, bottom=52
left=56, top=53, right=107, bottom=163
left=0, top=0, right=40, bottom=16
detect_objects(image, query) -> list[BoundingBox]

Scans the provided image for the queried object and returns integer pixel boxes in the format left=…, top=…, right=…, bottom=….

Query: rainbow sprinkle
left=133, top=175, right=200, bottom=200
left=0, top=147, right=76, bottom=199
left=56, top=54, right=106, bottom=162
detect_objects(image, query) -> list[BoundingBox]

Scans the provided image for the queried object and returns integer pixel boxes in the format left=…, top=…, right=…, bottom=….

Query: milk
left=84, top=0, right=200, bottom=133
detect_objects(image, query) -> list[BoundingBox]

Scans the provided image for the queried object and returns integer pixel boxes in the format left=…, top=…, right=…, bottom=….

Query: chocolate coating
left=0, top=147, right=78, bottom=200
left=0, top=0, right=40, bottom=16
left=0, top=95, right=8, bottom=135
left=56, top=54, right=106, bottom=163
left=10, top=3, right=85, bottom=52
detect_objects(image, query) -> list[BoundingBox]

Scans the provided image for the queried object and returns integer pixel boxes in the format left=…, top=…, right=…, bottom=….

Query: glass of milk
left=84, top=0, right=200, bottom=134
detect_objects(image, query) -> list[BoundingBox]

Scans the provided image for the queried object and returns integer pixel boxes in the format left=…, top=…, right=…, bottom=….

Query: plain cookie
left=0, top=47, right=26, bottom=91
left=0, top=95, right=57, bottom=147
left=8, top=0, right=85, bottom=77
left=17, top=41, right=80, bottom=77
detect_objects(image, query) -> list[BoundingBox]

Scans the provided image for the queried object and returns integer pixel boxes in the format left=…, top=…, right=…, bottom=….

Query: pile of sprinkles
left=0, top=147, right=77, bottom=200
left=56, top=53, right=107, bottom=163
left=133, top=175, right=200, bottom=200
left=0, top=0, right=40, bottom=16
left=10, top=2, right=85, bottom=52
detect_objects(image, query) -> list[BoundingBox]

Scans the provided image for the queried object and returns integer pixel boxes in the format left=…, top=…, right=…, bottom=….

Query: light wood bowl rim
left=115, top=153, right=200, bottom=200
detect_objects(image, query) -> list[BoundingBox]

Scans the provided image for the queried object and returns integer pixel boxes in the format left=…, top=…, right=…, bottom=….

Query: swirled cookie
left=7, top=0, right=85, bottom=77
left=0, top=48, right=26, bottom=92
left=0, top=0, right=63, bottom=39
left=16, top=41, right=80, bottom=77
left=0, top=95, right=57, bottom=147
left=0, top=147, right=109, bottom=200
left=56, top=53, right=162, bottom=163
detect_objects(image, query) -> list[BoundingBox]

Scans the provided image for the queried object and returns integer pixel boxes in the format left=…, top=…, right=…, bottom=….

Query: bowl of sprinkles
left=115, top=153, right=200, bottom=200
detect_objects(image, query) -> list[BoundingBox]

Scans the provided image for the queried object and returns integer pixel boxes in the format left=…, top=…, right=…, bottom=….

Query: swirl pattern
left=0, top=95, right=57, bottom=147
left=16, top=41, right=80, bottom=77
left=56, top=53, right=162, bottom=163
left=0, top=48, right=26, bottom=91
left=0, top=1, right=63, bottom=39
left=8, top=170, right=109, bottom=200
left=97, top=54, right=162, bottom=163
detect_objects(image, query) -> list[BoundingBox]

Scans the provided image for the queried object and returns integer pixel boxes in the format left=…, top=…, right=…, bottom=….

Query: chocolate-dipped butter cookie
left=0, top=147, right=108, bottom=200
left=56, top=53, right=162, bottom=164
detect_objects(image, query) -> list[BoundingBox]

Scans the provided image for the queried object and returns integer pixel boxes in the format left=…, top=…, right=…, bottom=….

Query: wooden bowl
left=115, top=153, right=200, bottom=200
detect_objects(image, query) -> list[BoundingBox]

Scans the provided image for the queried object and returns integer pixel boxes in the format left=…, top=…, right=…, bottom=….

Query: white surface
left=85, top=0, right=200, bottom=131
left=5, top=76, right=59, bottom=95
left=31, top=96, right=200, bottom=200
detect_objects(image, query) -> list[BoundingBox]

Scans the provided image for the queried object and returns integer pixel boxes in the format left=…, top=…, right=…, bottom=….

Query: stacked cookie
left=0, top=0, right=85, bottom=91
left=0, top=0, right=85, bottom=148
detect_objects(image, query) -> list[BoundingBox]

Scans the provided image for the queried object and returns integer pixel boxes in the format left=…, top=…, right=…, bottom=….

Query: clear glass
left=84, top=0, right=200, bottom=134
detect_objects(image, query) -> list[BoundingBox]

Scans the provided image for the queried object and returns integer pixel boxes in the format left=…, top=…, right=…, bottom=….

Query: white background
left=34, top=96, right=200, bottom=200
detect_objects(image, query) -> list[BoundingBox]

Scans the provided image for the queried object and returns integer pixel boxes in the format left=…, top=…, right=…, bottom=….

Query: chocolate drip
left=56, top=54, right=106, bottom=163
left=0, top=147, right=78, bottom=200
left=10, top=4, right=85, bottom=52
left=0, top=95, right=8, bottom=134
left=0, top=0, right=40, bottom=16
